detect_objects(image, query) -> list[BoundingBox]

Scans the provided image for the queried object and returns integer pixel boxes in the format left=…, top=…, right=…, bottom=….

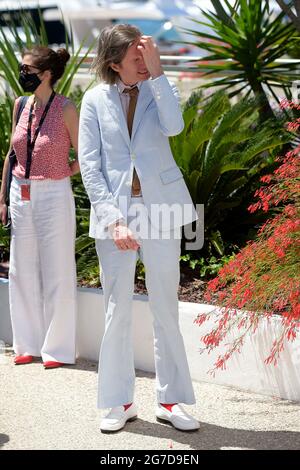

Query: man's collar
left=117, top=79, right=142, bottom=94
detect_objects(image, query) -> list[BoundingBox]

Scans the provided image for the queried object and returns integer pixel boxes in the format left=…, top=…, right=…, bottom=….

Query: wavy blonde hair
left=92, top=24, right=141, bottom=84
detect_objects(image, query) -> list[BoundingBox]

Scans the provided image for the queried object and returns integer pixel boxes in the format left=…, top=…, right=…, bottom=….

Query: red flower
left=196, top=108, right=300, bottom=373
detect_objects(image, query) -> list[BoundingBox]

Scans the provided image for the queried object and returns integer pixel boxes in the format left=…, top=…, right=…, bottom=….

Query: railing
left=75, top=54, right=300, bottom=75
left=1, top=51, right=299, bottom=75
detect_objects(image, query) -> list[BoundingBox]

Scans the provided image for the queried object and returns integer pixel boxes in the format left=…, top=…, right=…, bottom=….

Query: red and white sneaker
left=156, top=403, right=200, bottom=431
left=100, top=403, right=138, bottom=433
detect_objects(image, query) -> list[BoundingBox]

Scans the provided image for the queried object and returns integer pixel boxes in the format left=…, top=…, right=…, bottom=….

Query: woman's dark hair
left=21, top=46, right=70, bottom=86
left=93, top=24, right=142, bottom=84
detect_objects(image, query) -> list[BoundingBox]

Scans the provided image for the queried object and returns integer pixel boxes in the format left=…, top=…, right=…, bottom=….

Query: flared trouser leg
left=95, top=238, right=138, bottom=408
left=9, top=176, right=77, bottom=363
left=140, top=233, right=196, bottom=405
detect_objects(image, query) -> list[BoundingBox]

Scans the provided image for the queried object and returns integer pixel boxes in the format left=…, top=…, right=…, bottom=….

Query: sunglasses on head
left=19, top=63, right=42, bottom=74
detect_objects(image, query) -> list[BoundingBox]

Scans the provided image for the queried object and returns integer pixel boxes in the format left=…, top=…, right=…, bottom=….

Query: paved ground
left=1, top=347, right=300, bottom=451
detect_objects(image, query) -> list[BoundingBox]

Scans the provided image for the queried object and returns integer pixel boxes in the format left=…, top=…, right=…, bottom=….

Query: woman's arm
left=63, top=100, right=80, bottom=176
left=0, top=99, right=18, bottom=224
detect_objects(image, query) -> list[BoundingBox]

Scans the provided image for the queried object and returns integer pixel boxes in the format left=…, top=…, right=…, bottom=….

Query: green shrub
left=170, top=89, right=291, bottom=256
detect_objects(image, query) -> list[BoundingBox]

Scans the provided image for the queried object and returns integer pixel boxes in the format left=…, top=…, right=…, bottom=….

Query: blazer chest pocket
left=160, top=166, right=183, bottom=185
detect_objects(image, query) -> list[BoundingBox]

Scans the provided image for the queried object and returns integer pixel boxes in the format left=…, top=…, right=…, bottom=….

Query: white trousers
left=8, top=176, right=77, bottom=363
left=95, top=197, right=196, bottom=408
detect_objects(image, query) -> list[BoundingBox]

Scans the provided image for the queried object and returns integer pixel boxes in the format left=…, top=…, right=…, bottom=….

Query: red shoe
left=43, top=361, right=65, bottom=369
left=160, top=403, right=178, bottom=412
left=14, top=355, right=33, bottom=365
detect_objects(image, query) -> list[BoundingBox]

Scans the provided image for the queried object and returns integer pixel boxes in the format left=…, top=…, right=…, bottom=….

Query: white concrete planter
left=1, top=279, right=300, bottom=401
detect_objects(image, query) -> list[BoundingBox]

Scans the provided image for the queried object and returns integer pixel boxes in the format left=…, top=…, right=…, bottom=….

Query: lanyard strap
left=25, top=90, right=56, bottom=179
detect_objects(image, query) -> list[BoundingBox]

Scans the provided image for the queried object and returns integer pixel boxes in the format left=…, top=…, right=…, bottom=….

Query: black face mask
left=18, top=72, right=42, bottom=92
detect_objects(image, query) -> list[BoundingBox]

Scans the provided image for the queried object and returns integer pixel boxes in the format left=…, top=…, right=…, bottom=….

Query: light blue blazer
left=78, top=74, right=198, bottom=238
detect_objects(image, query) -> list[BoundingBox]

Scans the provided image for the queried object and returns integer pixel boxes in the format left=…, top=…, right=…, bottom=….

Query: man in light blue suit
left=79, top=24, right=200, bottom=433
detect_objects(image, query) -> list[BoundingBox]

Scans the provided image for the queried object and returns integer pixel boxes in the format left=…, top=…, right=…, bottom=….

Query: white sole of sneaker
left=100, top=415, right=138, bottom=433
left=156, top=416, right=200, bottom=432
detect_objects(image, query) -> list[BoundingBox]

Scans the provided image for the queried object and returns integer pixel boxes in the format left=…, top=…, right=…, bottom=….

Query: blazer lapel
left=102, top=81, right=154, bottom=145
left=103, top=84, right=130, bottom=147
left=131, top=81, right=154, bottom=141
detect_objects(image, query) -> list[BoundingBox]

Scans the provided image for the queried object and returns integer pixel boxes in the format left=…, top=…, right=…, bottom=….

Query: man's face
left=111, top=38, right=150, bottom=85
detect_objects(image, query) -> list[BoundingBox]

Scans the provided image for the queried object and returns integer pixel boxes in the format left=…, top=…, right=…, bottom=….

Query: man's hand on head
left=137, top=36, right=164, bottom=80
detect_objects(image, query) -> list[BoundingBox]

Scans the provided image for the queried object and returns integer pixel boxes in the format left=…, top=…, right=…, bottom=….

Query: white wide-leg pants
left=8, top=175, right=77, bottom=363
left=95, top=196, right=196, bottom=408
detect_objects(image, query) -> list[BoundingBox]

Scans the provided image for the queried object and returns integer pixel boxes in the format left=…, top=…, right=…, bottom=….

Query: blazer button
left=131, top=153, right=136, bottom=160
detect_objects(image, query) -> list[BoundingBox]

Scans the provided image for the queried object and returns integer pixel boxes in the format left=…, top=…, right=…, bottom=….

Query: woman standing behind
left=0, top=46, right=79, bottom=368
